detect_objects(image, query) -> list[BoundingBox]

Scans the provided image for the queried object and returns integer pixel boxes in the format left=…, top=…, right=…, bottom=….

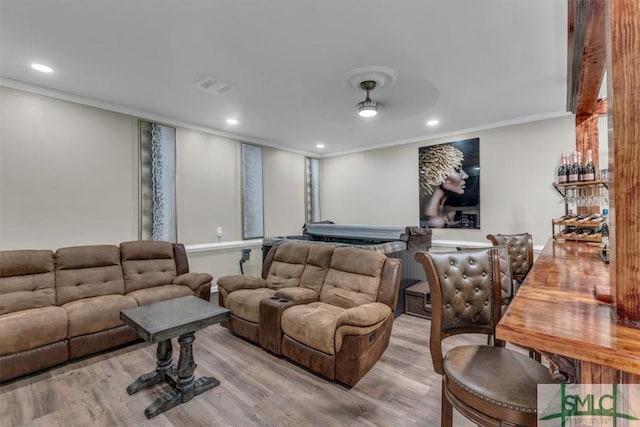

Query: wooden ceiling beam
left=567, top=0, right=607, bottom=119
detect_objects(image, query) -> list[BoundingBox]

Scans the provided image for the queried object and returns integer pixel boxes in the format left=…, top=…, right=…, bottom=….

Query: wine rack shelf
left=552, top=220, right=603, bottom=228
left=551, top=180, right=608, bottom=244
left=552, top=219, right=603, bottom=243
left=554, top=233, right=602, bottom=243
left=552, top=180, right=608, bottom=198
left=554, top=180, right=608, bottom=188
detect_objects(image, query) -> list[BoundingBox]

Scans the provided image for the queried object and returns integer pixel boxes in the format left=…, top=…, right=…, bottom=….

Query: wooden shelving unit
left=552, top=180, right=608, bottom=197
left=552, top=219, right=602, bottom=228
left=554, top=232, right=602, bottom=243
left=552, top=180, right=607, bottom=243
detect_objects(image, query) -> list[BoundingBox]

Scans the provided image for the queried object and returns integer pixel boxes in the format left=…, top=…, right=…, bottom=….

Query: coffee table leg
left=177, top=332, right=221, bottom=398
left=144, top=332, right=220, bottom=419
left=176, top=332, right=196, bottom=401
left=127, top=339, right=173, bottom=395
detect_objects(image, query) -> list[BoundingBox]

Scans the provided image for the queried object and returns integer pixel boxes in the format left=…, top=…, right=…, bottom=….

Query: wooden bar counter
left=496, top=239, right=640, bottom=383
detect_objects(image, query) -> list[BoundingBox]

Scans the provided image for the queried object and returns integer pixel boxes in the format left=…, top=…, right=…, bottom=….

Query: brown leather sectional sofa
left=217, top=242, right=402, bottom=387
left=0, top=241, right=212, bottom=382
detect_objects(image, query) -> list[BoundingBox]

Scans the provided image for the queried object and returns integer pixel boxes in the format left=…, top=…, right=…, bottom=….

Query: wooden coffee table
left=120, top=296, right=230, bottom=419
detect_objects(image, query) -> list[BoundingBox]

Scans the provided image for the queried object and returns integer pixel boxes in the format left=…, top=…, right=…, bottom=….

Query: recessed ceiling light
left=316, top=143, right=325, bottom=149
left=31, top=63, right=53, bottom=73
left=427, top=119, right=439, bottom=126
left=226, top=118, right=238, bottom=125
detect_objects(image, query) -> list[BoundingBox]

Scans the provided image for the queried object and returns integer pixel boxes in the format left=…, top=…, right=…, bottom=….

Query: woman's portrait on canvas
left=419, top=138, right=480, bottom=229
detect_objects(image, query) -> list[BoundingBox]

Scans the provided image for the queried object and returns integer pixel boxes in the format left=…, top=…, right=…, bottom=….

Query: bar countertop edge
left=496, top=238, right=640, bottom=376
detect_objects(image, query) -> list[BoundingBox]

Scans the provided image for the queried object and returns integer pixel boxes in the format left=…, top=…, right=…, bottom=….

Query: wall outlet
left=216, top=227, right=223, bottom=237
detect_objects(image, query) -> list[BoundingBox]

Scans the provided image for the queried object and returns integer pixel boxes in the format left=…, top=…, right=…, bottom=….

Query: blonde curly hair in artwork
left=419, top=144, right=465, bottom=196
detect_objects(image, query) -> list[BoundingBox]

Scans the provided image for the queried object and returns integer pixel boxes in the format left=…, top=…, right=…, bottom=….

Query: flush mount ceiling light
left=357, top=81, right=379, bottom=118
left=226, top=118, right=238, bottom=125
left=427, top=119, right=439, bottom=126
left=31, top=63, right=53, bottom=73
left=342, top=66, right=397, bottom=119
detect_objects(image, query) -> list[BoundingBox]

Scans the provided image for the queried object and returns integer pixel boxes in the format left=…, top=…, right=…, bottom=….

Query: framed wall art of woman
left=418, top=138, right=480, bottom=229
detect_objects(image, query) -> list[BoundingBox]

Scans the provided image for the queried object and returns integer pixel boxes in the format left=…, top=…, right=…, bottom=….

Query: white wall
left=263, top=147, right=306, bottom=237
left=1, top=86, right=578, bottom=272
left=177, top=128, right=242, bottom=244
left=320, top=144, right=419, bottom=226
left=0, top=87, right=139, bottom=249
left=0, top=87, right=305, bottom=281
left=188, top=243, right=264, bottom=282
left=321, top=116, right=576, bottom=248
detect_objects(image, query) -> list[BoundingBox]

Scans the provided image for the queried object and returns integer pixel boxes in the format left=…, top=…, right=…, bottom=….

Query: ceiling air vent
left=216, top=85, right=233, bottom=95
left=195, top=76, right=235, bottom=95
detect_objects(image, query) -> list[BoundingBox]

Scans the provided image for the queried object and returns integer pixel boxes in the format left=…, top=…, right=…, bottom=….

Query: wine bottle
left=557, top=153, right=567, bottom=184
left=577, top=151, right=584, bottom=181
left=568, top=151, right=579, bottom=183
left=583, top=149, right=596, bottom=181
left=601, top=219, right=610, bottom=260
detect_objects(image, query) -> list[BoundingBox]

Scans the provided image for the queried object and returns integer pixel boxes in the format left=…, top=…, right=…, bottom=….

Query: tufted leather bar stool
left=456, top=245, right=513, bottom=304
left=415, top=248, right=553, bottom=427
left=486, top=233, right=534, bottom=285
left=457, top=245, right=519, bottom=348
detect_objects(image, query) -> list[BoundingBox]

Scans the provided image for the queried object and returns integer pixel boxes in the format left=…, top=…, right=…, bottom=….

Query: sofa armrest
left=274, top=287, right=318, bottom=302
left=259, top=295, right=317, bottom=355
left=174, top=272, right=213, bottom=291
left=217, top=275, right=267, bottom=293
left=336, top=302, right=392, bottom=329
left=194, top=283, right=212, bottom=301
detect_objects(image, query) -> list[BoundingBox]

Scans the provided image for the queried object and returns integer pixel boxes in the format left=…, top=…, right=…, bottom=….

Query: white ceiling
left=0, top=0, right=568, bottom=156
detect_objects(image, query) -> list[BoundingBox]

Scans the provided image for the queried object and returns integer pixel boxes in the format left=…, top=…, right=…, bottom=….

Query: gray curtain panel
left=139, top=121, right=177, bottom=242
left=241, top=143, right=264, bottom=239
left=306, top=157, right=320, bottom=223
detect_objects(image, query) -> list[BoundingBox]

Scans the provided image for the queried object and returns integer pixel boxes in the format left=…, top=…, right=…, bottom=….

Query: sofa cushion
left=266, top=243, right=310, bottom=289
left=120, top=241, right=177, bottom=293
left=281, top=302, right=345, bottom=355
left=226, top=288, right=276, bottom=323
left=299, top=244, right=333, bottom=292
left=63, top=294, right=137, bottom=338
left=55, top=245, right=125, bottom=305
left=127, top=285, right=193, bottom=306
left=0, top=250, right=55, bottom=315
left=0, top=306, right=67, bottom=355
left=120, top=240, right=175, bottom=261
left=319, top=247, right=386, bottom=309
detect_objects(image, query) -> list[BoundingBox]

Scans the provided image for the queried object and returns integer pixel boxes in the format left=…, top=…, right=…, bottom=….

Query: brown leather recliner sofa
left=0, top=240, right=212, bottom=382
left=217, top=242, right=402, bottom=387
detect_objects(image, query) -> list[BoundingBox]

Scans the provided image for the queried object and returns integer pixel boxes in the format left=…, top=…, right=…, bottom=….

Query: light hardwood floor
left=0, top=315, right=481, bottom=427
